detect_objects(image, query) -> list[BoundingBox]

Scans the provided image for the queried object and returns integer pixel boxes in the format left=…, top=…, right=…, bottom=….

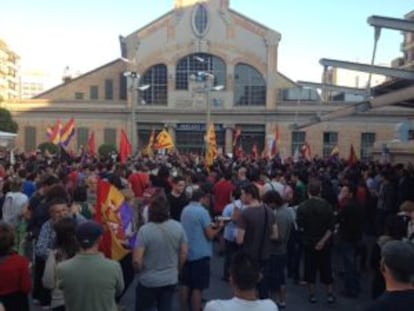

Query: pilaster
left=223, top=123, right=234, bottom=154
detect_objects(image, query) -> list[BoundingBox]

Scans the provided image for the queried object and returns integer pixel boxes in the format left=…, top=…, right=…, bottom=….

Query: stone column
left=265, top=31, right=281, bottom=110
left=223, top=124, right=234, bottom=154
left=167, top=64, right=175, bottom=108
left=226, top=64, right=235, bottom=109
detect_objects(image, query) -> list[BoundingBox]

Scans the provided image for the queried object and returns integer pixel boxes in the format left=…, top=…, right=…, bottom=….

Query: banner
left=96, top=180, right=133, bottom=261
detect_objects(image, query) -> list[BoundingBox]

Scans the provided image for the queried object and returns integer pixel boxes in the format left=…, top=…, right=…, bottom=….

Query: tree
left=98, top=143, right=117, bottom=158
left=0, top=107, right=18, bottom=133
left=38, top=142, right=58, bottom=154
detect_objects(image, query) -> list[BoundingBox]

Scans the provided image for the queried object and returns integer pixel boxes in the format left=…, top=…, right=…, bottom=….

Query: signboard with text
left=176, top=123, right=223, bottom=132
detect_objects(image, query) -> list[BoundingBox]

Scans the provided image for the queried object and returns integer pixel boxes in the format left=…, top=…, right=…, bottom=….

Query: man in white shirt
left=204, top=252, right=278, bottom=311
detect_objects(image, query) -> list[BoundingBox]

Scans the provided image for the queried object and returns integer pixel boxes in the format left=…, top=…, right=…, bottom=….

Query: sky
left=1, top=0, right=413, bottom=88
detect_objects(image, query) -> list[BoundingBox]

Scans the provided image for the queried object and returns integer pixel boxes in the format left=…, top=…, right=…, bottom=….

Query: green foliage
left=0, top=107, right=18, bottom=133
left=38, top=142, right=58, bottom=154
left=98, top=143, right=117, bottom=158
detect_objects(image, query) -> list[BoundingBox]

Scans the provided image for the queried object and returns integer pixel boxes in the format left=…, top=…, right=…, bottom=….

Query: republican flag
left=270, top=125, right=280, bottom=157
left=61, top=118, right=75, bottom=148
left=301, top=142, right=311, bottom=161
left=87, top=131, right=96, bottom=157
left=96, top=180, right=132, bottom=261
left=205, top=124, right=218, bottom=167
left=47, top=120, right=62, bottom=145
left=119, top=129, right=132, bottom=164
left=154, top=129, right=174, bottom=150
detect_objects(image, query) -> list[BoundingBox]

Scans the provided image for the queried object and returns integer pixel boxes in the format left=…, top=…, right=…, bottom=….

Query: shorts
left=181, top=257, right=210, bottom=290
left=304, top=246, right=333, bottom=285
left=268, top=254, right=287, bottom=290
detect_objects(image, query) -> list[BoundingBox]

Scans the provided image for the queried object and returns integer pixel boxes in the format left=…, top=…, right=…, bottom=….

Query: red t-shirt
left=0, top=253, right=31, bottom=295
left=213, top=179, right=234, bottom=213
left=128, top=172, right=149, bottom=198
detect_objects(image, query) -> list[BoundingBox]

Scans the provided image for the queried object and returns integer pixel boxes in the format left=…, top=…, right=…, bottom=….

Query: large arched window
left=141, top=64, right=168, bottom=105
left=175, top=53, right=226, bottom=90
left=234, top=63, right=266, bottom=106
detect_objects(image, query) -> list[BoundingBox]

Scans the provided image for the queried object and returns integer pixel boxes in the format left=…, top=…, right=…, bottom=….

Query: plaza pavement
left=119, top=251, right=373, bottom=311
left=33, top=246, right=374, bottom=311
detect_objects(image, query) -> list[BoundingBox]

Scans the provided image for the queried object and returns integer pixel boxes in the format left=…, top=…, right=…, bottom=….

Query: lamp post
left=192, top=56, right=224, bottom=146
left=191, top=71, right=224, bottom=152
left=124, top=71, right=150, bottom=153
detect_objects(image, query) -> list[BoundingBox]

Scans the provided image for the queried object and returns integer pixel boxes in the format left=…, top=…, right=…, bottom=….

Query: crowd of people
left=0, top=150, right=414, bottom=311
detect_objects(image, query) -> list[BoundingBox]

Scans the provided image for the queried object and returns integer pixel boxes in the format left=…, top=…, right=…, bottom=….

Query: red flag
left=119, top=129, right=131, bottom=164
left=95, top=179, right=110, bottom=224
left=348, top=144, right=358, bottom=166
left=271, top=125, right=280, bottom=157
left=87, top=131, right=96, bottom=157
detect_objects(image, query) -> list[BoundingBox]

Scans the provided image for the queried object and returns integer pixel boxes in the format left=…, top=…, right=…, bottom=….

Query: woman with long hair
left=43, top=217, right=79, bottom=311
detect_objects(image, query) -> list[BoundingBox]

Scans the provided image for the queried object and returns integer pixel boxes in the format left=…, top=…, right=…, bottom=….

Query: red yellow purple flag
left=96, top=180, right=132, bottom=261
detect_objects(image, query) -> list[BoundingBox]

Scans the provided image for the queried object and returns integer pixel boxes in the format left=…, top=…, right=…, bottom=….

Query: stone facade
left=2, top=0, right=413, bottom=159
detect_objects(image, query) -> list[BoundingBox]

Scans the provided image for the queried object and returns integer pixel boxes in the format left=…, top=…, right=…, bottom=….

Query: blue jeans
left=135, top=283, right=175, bottom=311
left=339, top=241, right=360, bottom=295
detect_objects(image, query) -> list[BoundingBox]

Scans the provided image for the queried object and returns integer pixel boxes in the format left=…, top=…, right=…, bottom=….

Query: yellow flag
left=154, top=129, right=174, bottom=150
left=101, top=185, right=131, bottom=261
left=205, top=124, right=217, bottom=167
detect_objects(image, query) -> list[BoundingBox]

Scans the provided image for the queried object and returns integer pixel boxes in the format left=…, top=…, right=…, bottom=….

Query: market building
left=2, top=0, right=413, bottom=160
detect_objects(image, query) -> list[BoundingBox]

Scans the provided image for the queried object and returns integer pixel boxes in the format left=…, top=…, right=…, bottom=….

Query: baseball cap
left=382, top=240, right=414, bottom=277
left=76, top=221, right=103, bottom=249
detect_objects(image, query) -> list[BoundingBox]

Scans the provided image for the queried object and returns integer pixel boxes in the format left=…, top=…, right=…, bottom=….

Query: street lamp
left=124, top=71, right=150, bottom=153
left=190, top=70, right=224, bottom=152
